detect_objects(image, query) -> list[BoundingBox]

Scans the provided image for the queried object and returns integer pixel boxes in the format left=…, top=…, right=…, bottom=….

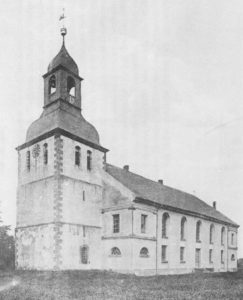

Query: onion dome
left=47, top=43, right=79, bottom=75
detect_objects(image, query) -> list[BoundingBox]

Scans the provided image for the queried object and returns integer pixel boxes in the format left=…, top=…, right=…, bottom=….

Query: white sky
left=0, top=0, right=243, bottom=256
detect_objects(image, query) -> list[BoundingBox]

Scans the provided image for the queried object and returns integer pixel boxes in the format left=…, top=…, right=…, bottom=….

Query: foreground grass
left=0, top=270, right=243, bottom=300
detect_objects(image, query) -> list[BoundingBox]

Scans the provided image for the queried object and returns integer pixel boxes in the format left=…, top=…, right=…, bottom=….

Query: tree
left=0, top=225, right=15, bottom=270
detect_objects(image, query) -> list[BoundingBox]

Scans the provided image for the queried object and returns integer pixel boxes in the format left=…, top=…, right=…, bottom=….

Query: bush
left=0, top=225, right=15, bottom=270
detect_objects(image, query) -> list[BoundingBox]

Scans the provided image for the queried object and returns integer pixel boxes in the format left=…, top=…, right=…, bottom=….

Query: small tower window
left=75, top=146, right=81, bottom=166
left=49, top=75, right=56, bottom=94
left=43, top=143, right=48, bottom=165
left=67, top=76, right=75, bottom=97
left=87, top=150, right=92, bottom=171
left=26, top=151, right=30, bottom=171
left=82, top=190, right=85, bottom=201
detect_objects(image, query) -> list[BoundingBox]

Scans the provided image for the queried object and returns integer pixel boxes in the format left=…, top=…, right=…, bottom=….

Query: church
left=15, top=27, right=239, bottom=276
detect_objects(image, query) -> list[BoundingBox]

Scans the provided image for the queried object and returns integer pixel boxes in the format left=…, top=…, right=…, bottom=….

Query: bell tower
left=43, top=28, right=83, bottom=109
left=16, top=24, right=108, bottom=270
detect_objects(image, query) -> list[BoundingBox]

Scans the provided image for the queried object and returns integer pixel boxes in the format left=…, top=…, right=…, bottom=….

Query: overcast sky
left=1, top=0, right=243, bottom=256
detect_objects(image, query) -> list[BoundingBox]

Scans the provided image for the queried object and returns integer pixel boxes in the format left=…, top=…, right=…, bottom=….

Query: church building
left=15, top=28, right=239, bottom=275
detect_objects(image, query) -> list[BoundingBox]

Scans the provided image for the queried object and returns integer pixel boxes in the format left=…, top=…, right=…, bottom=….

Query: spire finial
left=59, top=8, right=67, bottom=44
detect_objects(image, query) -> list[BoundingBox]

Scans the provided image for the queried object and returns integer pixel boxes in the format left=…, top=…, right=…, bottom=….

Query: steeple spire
left=59, top=8, right=67, bottom=45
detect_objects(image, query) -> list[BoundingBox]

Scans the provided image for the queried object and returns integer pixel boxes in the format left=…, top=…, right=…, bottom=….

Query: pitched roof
left=105, top=164, right=238, bottom=227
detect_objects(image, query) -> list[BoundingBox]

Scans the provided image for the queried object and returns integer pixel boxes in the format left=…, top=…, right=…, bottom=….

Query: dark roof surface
left=106, top=164, right=237, bottom=226
left=26, top=100, right=100, bottom=145
left=48, top=43, right=79, bottom=75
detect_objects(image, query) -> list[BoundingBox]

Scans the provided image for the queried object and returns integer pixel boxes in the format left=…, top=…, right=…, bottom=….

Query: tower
left=16, top=28, right=108, bottom=270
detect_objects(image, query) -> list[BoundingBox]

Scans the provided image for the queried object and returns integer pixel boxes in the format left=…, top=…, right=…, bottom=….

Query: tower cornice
left=16, top=128, right=109, bottom=153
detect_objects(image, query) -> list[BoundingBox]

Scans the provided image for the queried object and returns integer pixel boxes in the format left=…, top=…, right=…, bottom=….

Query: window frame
left=75, top=146, right=81, bottom=167
left=111, top=247, right=121, bottom=257
left=43, top=143, right=48, bottom=165
left=80, top=245, right=89, bottom=264
left=161, top=245, right=168, bottom=263
left=113, top=214, right=120, bottom=233
left=87, top=150, right=92, bottom=171
left=180, top=246, right=185, bottom=263
left=180, top=217, right=186, bottom=241
left=140, top=247, right=149, bottom=258
left=162, top=213, right=170, bottom=238
left=141, top=214, right=147, bottom=234
left=196, top=220, right=201, bottom=243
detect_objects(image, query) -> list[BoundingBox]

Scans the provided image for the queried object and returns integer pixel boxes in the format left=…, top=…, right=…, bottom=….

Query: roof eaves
left=134, top=197, right=239, bottom=228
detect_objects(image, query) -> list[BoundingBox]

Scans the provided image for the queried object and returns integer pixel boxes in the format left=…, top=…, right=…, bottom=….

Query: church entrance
left=195, top=248, right=201, bottom=268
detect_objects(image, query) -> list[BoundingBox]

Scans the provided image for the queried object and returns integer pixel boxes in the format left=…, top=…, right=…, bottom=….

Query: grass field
left=0, top=270, right=243, bottom=300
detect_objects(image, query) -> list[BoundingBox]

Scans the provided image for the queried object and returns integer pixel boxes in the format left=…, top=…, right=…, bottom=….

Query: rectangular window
left=209, top=249, right=213, bottom=263
left=231, top=233, right=234, bottom=245
left=221, top=250, right=224, bottom=264
left=141, top=214, right=147, bottom=233
left=180, top=247, right=185, bottom=263
left=83, top=226, right=86, bottom=237
left=26, top=150, right=30, bottom=171
left=113, top=214, right=120, bottom=233
left=83, top=191, right=85, bottom=201
left=161, top=245, right=167, bottom=263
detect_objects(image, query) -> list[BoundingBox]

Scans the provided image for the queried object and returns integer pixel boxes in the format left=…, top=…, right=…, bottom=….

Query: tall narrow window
left=196, top=221, right=201, bottom=242
left=221, top=227, right=225, bottom=246
left=210, top=224, right=214, bottom=244
left=49, top=75, right=56, bottom=94
left=209, top=249, right=213, bottom=264
left=67, top=76, right=75, bottom=96
left=43, top=143, right=48, bottom=165
left=83, top=226, right=86, bottom=237
left=82, top=191, right=85, bottom=201
left=221, top=250, right=224, bottom=264
left=75, top=146, right=81, bottom=166
left=80, top=246, right=88, bottom=264
left=180, top=247, right=185, bottom=263
left=161, top=245, right=167, bottom=263
left=162, top=213, right=170, bottom=238
left=113, top=214, right=120, bottom=233
left=87, top=150, right=92, bottom=171
left=141, top=214, right=147, bottom=233
left=231, top=233, right=234, bottom=245
left=180, top=217, right=186, bottom=240
left=26, top=151, right=30, bottom=171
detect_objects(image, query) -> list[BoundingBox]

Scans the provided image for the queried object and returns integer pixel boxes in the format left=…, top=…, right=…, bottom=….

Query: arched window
left=140, top=247, right=149, bottom=257
left=26, top=150, right=30, bottom=171
left=43, top=143, right=48, bottom=165
left=80, top=245, right=88, bottom=264
left=87, top=150, right=92, bottom=171
left=162, top=212, right=170, bottom=238
left=111, top=247, right=121, bottom=256
left=196, top=220, right=201, bottom=242
left=210, top=224, right=214, bottom=244
left=221, top=227, right=225, bottom=245
left=75, top=146, right=81, bottom=166
left=231, top=254, right=235, bottom=261
left=180, top=217, right=187, bottom=240
left=49, top=75, right=56, bottom=94
left=67, top=76, right=75, bottom=96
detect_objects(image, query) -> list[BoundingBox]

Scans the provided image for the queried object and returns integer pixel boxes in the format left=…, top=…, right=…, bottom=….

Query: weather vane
left=59, top=8, right=67, bottom=42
